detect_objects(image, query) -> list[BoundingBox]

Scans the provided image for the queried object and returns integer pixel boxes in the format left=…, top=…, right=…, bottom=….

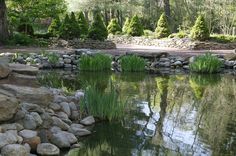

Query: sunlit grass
left=120, top=55, right=146, bottom=72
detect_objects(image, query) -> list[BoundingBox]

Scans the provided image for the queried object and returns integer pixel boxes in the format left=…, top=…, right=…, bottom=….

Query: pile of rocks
left=108, top=35, right=236, bottom=50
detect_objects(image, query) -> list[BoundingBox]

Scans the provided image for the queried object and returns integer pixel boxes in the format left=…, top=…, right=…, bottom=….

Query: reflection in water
left=38, top=71, right=236, bottom=156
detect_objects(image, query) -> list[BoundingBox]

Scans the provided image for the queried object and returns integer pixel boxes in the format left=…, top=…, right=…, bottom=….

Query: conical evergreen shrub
left=155, top=13, right=170, bottom=38
left=70, top=12, right=80, bottom=38
left=88, top=13, right=108, bottom=41
left=48, top=16, right=61, bottom=37
left=190, top=15, right=210, bottom=41
left=122, top=17, right=130, bottom=34
left=59, top=14, right=71, bottom=39
left=78, top=11, right=89, bottom=38
left=107, top=19, right=122, bottom=35
left=127, top=15, right=143, bottom=36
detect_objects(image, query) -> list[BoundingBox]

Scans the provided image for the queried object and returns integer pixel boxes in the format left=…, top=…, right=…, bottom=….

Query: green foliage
left=81, top=83, right=127, bottom=121
left=190, top=15, right=210, bottom=41
left=47, top=53, right=60, bottom=65
left=48, top=16, right=61, bottom=37
left=210, top=34, right=236, bottom=43
left=17, top=24, right=34, bottom=36
left=127, top=15, right=144, bottom=36
left=59, top=14, right=71, bottom=39
left=107, top=19, right=122, bottom=35
left=168, top=31, right=188, bottom=39
left=78, top=11, right=89, bottom=38
left=155, top=13, right=171, bottom=38
left=120, top=55, right=146, bottom=72
left=143, top=29, right=154, bottom=37
left=190, top=53, right=223, bottom=73
left=122, top=17, right=130, bottom=34
left=70, top=12, right=80, bottom=37
left=79, top=54, right=112, bottom=71
left=88, top=13, right=108, bottom=41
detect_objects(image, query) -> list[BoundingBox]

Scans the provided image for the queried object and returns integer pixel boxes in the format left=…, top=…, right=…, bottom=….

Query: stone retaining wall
left=108, top=35, right=236, bottom=50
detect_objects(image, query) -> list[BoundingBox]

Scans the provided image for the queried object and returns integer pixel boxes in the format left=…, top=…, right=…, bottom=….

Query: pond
left=38, top=71, right=236, bottom=156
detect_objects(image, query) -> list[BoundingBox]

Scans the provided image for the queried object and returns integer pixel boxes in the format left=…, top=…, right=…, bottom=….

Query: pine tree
left=155, top=13, right=171, bottom=38
left=59, top=14, right=71, bottom=39
left=48, top=16, right=61, bottom=37
left=107, top=18, right=122, bottom=35
left=78, top=11, right=89, bottom=38
left=190, top=15, right=210, bottom=41
left=122, top=17, right=130, bottom=34
left=127, top=15, right=143, bottom=36
left=88, top=12, right=108, bottom=41
left=70, top=12, right=80, bottom=38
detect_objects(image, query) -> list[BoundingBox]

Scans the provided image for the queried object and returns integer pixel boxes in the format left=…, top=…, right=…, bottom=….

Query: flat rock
left=0, top=131, right=20, bottom=148
left=80, top=116, right=95, bottom=126
left=52, top=117, right=70, bottom=131
left=1, top=144, right=29, bottom=156
left=37, top=143, right=60, bottom=156
left=69, top=124, right=91, bottom=137
left=19, top=130, right=37, bottom=139
left=0, top=62, right=11, bottom=79
left=50, top=131, right=77, bottom=148
left=0, top=123, right=24, bottom=132
left=0, top=94, right=19, bottom=122
left=0, top=84, right=53, bottom=106
left=9, top=63, right=39, bottom=75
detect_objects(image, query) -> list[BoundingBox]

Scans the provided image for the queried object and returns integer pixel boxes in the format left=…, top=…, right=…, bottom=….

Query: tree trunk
left=0, top=0, right=9, bottom=42
left=163, top=0, right=171, bottom=20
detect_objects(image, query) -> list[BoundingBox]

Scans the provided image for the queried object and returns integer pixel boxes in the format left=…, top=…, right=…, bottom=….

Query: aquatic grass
left=79, top=54, right=112, bottom=71
left=81, top=83, right=127, bottom=121
left=120, top=55, right=146, bottom=72
left=190, top=53, right=223, bottom=73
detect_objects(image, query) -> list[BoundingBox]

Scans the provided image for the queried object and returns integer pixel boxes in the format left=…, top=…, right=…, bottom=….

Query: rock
left=0, top=62, right=11, bottom=79
left=49, top=103, right=61, bottom=111
left=68, top=102, right=77, bottom=112
left=70, top=111, right=80, bottom=121
left=224, top=53, right=236, bottom=61
left=50, top=126, right=62, bottom=134
left=22, top=114, right=37, bottom=130
left=59, top=102, right=71, bottom=116
left=159, top=58, right=170, bottom=62
left=30, top=112, right=43, bottom=126
left=53, top=95, right=67, bottom=103
left=19, top=130, right=37, bottom=139
left=71, top=143, right=81, bottom=149
left=69, top=124, right=91, bottom=137
left=0, top=123, right=24, bottom=132
left=0, top=131, right=19, bottom=148
left=21, top=103, right=44, bottom=113
left=9, top=63, right=39, bottom=75
left=37, top=143, right=60, bottom=156
left=0, top=84, right=53, bottom=107
left=14, top=110, right=27, bottom=121
left=0, top=94, right=19, bottom=122
left=41, top=113, right=53, bottom=129
left=52, top=117, right=70, bottom=131
left=23, top=136, right=41, bottom=152
left=50, top=131, right=77, bottom=148
left=75, top=91, right=84, bottom=99
left=1, top=144, right=29, bottom=156
left=80, top=116, right=95, bottom=126
left=173, top=61, right=183, bottom=66
left=23, top=143, right=31, bottom=153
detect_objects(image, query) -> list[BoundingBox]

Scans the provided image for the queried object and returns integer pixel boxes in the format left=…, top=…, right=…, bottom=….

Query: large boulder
left=0, top=62, right=11, bottom=79
left=0, top=84, right=53, bottom=107
left=1, top=144, right=29, bottom=156
left=50, top=131, right=77, bottom=148
left=9, top=63, right=39, bottom=76
left=0, top=94, right=19, bottom=122
left=37, top=143, right=60, bottom=156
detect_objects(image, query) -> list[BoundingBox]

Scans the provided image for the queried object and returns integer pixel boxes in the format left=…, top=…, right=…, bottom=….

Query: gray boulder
left=0, top=62, right=11, bottom=79
left=1, top=144, right=29, bottom=156
left=37, top=143, right=60, bottom=156
left=50, top=131, right=77, bottom=148
left=80, top=116, right=95, bottom=126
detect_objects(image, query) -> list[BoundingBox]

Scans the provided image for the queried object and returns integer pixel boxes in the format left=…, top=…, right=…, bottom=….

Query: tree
left=190, top=15, right=210, bottom=41
left=155, top=13, right=171, bottom=38
left=0, top=0, right=9, bottom=41
left=122, top=17, right=130, bottom=34
left=70, top=12, right=80, bottom=38
left=77, top=11, right=88, bottom=38
left=48, top=16, right=61, bottom=37
left=107, top=18, right=122, bottom=35
left=88, top=12, right=108, bottom=41
left=59, top=14, right=71, bottom=39
left=127, top=15, right=143, bottom=36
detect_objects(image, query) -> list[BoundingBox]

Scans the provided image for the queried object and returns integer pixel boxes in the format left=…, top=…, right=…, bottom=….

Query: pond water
left=38, top=71, right=236, bottom=156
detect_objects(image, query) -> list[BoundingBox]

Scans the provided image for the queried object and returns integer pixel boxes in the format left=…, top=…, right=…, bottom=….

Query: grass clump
left=79, top=54, right=112, bottom=71
left=47, top=53, right=60, bottom=65
left=120, top=55, right=146, bottom=72
left=80, top=83, right=127, bottom=121
left=190, top=53, right=223, bottom=73
left=210, top=34, right=236, bottom=43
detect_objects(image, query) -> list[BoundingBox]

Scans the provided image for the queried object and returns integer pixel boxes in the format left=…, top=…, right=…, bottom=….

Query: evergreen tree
left=70, top=12, right=80, bottom=38
left=78, top=11, right=89, bottom=38
left=48, top=16, right=61, bottom=37
left=122, top=17, right=130, bottom=34
left=190, top=15, right=210, bottom=41
left=127, top=15, right=143, bottom=36
left=59, top=14, right=71, bottom=39
left=155, top=13, right=171, bottom=38
left=107, top=18, right=122, bottom=35
left=88, top=12, right=108, bottom=41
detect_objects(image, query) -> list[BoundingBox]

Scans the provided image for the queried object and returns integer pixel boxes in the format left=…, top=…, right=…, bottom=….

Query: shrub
left=155, top=13, right=171, bottom=38
left=7, top=33, right=35, bottom=46
left=190, top=15, right=210, bottom=41
left=80, top=83, right=127, bottom=121
left=88, top=13, right=108, bottom=41
left=78, top=11, right=89, bottom=38
left=107, top=19, right=122, bottom=35
left=168, top=31, right=188, bottom=39
left=70, top=12, right=80, bottom=38
left=190, top=53, right=223, bottom=73
left=127, top=15, right=144, bottom=36
left=120, top=55, right=146, bottom=72
left=143, top=29, right=154, bottom=37
left=122, top=17, right=130, bottom=34
left=47, top=53, right=60, bottom=65
left=17, top=24, right=34, bottom=36
left=59, top=14, right=71, bottom=39
left=79, top=54, right=112, bottom=71
left=48, top=16, right=61, bottom=37
left=210, top=34, right=236, bottom=43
